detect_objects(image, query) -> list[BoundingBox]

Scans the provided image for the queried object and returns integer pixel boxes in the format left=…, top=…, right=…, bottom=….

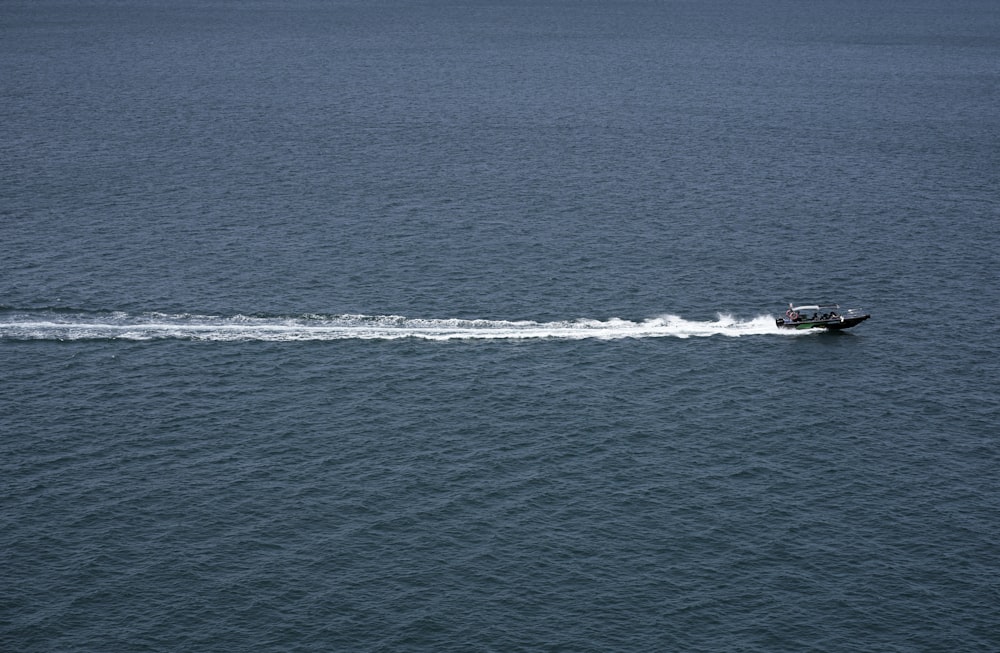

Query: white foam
left=0, top=312, right=796, bottom=342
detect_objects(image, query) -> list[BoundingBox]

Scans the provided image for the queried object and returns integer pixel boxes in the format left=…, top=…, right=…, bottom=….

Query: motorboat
left=775, top=303, right=870, bottom=331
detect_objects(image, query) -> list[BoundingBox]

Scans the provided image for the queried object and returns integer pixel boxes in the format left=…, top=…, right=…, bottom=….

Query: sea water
left=3, top=1, right=999, bottom=651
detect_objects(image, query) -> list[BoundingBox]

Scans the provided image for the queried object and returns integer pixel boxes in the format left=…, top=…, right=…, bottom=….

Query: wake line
left=0, top=310, right=792, bottom=342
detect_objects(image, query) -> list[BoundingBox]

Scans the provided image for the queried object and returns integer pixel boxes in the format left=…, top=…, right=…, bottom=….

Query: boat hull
left=775, top=314, right=869, bottom=330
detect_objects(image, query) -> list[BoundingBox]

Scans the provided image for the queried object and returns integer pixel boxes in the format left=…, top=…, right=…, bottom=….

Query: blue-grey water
left=3, top=1, right=999, bottom=651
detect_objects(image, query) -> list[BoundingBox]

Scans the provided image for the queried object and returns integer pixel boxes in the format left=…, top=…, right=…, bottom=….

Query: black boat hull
left=775, top=315, right=869, bottom=330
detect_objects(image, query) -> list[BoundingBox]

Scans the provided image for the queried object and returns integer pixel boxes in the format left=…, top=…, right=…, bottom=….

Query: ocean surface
left=3, top=1, right=999, bottom=650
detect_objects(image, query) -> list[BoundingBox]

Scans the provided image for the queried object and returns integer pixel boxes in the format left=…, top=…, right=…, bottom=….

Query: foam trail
left=0, top=310, right=793, bottom=342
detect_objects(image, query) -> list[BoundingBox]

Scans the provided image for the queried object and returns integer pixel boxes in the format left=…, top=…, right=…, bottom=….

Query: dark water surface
left=3, top=1, right=999, bottom=651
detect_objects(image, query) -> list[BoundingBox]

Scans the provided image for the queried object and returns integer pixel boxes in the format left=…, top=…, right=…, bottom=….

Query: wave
left=0, top=308, right=793, bottom=342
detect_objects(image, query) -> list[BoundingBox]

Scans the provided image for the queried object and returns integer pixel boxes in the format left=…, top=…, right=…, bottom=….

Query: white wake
left=0, top=310, right=796, bottom=342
